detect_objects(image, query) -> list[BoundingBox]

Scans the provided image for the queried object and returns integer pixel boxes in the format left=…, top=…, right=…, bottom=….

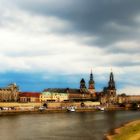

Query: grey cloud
left=114, top=62, right=140, bottom=67
left=1, top=0, right=140, bottom=56
left=3, top=50, right=57, bottom=58
left=14, top=0, right=140, bottom=46
left=106, top=45, right=140, bottom=54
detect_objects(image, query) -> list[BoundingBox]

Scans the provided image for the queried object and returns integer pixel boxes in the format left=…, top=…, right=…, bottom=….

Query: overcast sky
left=0, top=0, right=140, bottom=94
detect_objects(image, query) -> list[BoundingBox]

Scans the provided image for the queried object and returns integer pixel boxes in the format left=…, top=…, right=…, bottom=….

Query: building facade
left=0, top=83, right=19, bottom=102
left=117, top=94, right=140, bottom=104
left=40, top=89, right=68, bottom=102
left=100, top=71, right=117, bottom=105
left=68, top=71, right=97, bottom=101
left=19, top=92, right=40, bottom=102
left=68, top=88, right=91, bottom=101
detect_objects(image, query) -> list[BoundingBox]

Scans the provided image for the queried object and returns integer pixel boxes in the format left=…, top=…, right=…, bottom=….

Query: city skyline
left=0, top=0, right=140, bottom=94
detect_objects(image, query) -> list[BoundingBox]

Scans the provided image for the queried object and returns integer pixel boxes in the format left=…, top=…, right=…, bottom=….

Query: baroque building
left=117, top=94, right=140, bottom=104
left=41, top=71, right=97, bottom=102
left=100, top=71, right=117, bottom=105
left=0, top=83, right=19, bottom=102
left=41, top=89, right=68, bottom=102
left=68, top=71, right=97, bottom=101
left=19, top=92, right=40, bottom=103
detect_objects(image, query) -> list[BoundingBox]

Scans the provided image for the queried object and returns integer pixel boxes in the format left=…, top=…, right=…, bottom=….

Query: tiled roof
left=68, top=89, right=81, bottom=93
left=43, top=88, right=68, bottom=93
left=19, top=92, right=41, bottom=97
left=43, top=88, right=88, bottom=94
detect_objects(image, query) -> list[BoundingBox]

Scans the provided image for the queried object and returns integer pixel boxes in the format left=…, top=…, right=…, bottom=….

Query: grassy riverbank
left=106, top=120, right=140, bottom=140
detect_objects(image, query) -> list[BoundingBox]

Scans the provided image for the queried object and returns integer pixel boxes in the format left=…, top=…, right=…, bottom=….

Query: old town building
left=68, top=71, right=97, bottom=101
left=100, top=71, right=117, bottom=105
left=80, top=78, right=88, bottom=93
left=0, top=83, right=19, bottom=102
left=41, top=89, right=68, bottom=102
left=1, top=70, right=140, bottom=105
left=68, top=88, right=91, bottom=101
left=117, top=94, right=140, bottom=104
left=19, top=92, right=41, bottom=102
left=41, top=71, right=97, bottom=102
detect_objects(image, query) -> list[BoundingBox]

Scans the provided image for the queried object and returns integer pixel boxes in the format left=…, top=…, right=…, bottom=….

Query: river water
left=0, top=111, right=140, bottom=140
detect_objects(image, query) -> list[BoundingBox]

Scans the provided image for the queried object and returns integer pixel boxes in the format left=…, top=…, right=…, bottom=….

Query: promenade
left=0, top=102, right=138, bottom=116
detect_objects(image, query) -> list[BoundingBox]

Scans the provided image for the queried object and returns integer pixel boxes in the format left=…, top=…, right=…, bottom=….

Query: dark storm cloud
left=15, top=0, right=140, bottom=46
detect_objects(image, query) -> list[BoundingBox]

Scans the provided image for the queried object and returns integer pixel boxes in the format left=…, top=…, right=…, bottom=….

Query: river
left=0, top=111, right=140, bottom=140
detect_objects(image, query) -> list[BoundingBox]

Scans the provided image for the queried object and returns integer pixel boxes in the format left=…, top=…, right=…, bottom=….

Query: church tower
left=107, top=71, right=116, bottom=96
left=80, top=78, right=86, bottom=89
left=80, top=78, right=87, bottom=93
left=88, top=70, right=95, bottom=94
left=101, top=70, right=117, bottom=105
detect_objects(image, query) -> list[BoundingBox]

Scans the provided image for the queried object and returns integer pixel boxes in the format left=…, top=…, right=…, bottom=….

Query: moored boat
left=67, top=106, right=76, bottom=112
left=96, top=106, right=105, bottom=111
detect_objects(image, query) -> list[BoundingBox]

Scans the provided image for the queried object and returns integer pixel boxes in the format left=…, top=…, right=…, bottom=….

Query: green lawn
left=112, top=121, right=140, bottom=140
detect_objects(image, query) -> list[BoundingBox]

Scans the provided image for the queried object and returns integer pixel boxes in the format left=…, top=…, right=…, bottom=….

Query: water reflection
left=0, top=111, right=140, bottom=140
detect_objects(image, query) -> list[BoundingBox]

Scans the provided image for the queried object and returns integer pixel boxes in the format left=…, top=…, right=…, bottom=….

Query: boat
left=100, top=107, right=105, bottom=111
left=39, top=106, right=46, bottom=111
left=96, top=106, right=105, bottom=111
left=67, top=106, right=76, bottom=112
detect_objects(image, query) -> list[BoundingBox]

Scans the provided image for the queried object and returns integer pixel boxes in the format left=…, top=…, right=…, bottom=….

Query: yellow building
left=117, top=94, right=140, bottom=104
left=40, top=89, right=68, bottom=102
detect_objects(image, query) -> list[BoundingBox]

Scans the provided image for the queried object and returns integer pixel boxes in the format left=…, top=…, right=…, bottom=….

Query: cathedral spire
left=90, top=69, right=93, bottom=81
left=108, top=71, right=115, bottom=90
left=102, top=71, right=117, bottom=105
left=88, top=70, right=95, bottom=91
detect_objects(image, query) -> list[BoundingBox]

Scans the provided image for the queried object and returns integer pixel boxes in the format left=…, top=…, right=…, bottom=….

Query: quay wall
left=0, top=102, right=41, bottom=107
left=47, top=101, right=100, bottom=108
left=0, top=101, right=100, bottom=108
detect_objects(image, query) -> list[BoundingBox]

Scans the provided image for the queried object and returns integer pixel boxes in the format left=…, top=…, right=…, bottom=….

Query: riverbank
left=0, top=102, right=137, bottom=116
left=0, top=101, right=100, bottom=108
left=0, top=108, right=98, bottom=116
left=106, top=120, right=140, bottom=140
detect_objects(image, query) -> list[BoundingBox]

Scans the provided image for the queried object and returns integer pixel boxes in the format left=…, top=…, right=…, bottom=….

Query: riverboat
left=96, top=106, right=105, bottom=111
left=67, top=106, right=76, bottom=112
left=39, top=106, right=46, bottom=111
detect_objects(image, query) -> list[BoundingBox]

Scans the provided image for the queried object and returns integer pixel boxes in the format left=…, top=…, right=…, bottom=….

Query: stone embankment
left=0, top=101, right=100, bottom=115
left=0, top=102, right=134, bottom=115
left=0, top=101, right=100, bottom=108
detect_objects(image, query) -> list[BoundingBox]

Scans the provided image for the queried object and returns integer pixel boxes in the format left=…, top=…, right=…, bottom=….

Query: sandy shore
left=105, top=120, right=140, bottom=140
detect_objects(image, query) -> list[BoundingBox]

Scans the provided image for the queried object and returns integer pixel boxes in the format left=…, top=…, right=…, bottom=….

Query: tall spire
left=90, top=69, right=93, bottom=81
left=102, top=70, right=117, bottom=105
left=108, top=71, right=115, bottom=90
left=89, top=69, right=95, bottom=89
